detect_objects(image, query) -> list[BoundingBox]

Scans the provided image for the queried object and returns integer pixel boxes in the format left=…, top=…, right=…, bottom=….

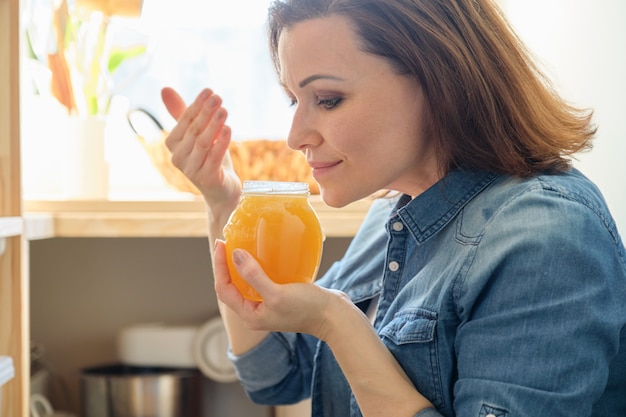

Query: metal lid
left=242, top=180, right=309, bottom=195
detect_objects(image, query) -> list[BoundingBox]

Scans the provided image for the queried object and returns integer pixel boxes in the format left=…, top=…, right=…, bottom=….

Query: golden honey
left=223, top=181, right=324, bottom=301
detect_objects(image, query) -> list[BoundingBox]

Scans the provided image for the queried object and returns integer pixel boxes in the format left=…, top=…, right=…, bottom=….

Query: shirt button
left=388, top=261, right=400, bottom=272
left=392, top=221, right=404, bottom=232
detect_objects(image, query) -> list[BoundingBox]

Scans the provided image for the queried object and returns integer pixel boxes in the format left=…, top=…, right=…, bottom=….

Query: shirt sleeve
left=229, top=331, right=318, bottom=405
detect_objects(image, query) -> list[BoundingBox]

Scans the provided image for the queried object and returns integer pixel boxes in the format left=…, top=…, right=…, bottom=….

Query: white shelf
left=0, top=356, right=14, bottom=387
left=0, top=217, right=23, bottom=256
left=0, top=215, right=55, bottom=242
left=0, top=217, right=22, bottom=239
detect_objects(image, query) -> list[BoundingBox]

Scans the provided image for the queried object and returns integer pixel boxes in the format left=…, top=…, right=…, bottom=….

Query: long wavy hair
left=267, top=0, right=596, bottom=177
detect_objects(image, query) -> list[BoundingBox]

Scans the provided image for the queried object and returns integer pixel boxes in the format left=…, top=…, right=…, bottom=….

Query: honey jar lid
left=242, top=180, right=309, bottom=195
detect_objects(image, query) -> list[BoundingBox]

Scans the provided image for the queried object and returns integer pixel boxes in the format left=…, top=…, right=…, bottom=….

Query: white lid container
left=117, top=323, right=199, bottom=368
left=116, top=319, right=237, bottom=383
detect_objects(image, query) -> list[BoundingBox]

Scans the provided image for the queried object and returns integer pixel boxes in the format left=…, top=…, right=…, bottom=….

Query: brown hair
left=267, top=0, right=596, bottom=177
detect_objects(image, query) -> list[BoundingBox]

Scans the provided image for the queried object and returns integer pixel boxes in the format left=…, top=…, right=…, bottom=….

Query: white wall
left=501, top=0, right=626, bottom=234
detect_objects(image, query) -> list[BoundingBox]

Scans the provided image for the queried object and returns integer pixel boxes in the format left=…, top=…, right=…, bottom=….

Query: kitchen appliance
left=80, top=364, right=201, bottom=417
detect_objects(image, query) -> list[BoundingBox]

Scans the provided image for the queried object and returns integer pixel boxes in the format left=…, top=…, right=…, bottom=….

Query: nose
left=286, top=106, right=322, bottom=152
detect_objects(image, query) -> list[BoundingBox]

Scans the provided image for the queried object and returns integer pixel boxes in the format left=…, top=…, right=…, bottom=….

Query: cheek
left=328, top=120, right=377, bottom=159
left=329, top=106, right=389, bottom=154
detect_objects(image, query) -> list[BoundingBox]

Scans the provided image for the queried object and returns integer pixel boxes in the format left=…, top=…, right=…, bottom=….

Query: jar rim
left=242, top=180, right=309, bottom=195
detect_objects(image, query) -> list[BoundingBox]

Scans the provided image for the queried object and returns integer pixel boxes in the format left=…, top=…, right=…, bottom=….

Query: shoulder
left=455, top=169, right=626, bottom=307
left=454, top=168, right=626, bottom=299
left=460, top=169, right=622, bottom=246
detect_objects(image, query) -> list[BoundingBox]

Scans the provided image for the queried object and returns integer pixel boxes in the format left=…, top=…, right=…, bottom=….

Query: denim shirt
left=230, top=168, right=626, bottom=417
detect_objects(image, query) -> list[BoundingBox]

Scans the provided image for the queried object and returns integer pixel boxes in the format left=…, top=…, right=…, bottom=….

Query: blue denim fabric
left=230, top=168, right=626, bottom=417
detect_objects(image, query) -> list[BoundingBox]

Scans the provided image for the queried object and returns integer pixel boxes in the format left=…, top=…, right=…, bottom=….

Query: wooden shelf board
left=23, top=197, right=372, bottom=238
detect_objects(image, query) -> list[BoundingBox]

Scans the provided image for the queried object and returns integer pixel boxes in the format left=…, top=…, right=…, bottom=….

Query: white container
left=117, top=323, right=198, bottom=368
left=116, top=319, right=237, bottom=383
left=64, top=116, right=110, bottom=200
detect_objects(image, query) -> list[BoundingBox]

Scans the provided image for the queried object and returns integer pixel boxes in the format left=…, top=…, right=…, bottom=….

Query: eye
left=285, top=93, right=297, bottom=107
left=317, top=96, right=343, bottom=110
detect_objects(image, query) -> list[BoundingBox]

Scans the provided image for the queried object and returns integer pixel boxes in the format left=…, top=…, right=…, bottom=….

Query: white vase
left=64, top=116, right=109, bottom=200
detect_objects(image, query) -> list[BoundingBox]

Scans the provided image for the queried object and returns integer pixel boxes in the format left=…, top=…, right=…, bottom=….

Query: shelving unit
left=0, top=1, right=28, bottom=416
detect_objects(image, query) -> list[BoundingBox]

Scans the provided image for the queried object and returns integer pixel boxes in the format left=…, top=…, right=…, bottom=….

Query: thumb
left=161, top=87, right=187, bottom=121
left=232, top=249, right=275, bottom=296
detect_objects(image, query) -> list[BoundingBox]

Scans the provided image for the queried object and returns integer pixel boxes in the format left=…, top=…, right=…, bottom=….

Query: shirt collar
left=395, top=169, right=500, bottom=244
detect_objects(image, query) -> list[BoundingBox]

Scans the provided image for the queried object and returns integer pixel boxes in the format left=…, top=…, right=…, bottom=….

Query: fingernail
left=207, top=95, right=218, bottom=108
left=232, top=249, right=245, bottom=266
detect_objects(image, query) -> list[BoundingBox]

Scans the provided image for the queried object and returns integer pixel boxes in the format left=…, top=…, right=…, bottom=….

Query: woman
left=161, top=0, right=626, bottom=416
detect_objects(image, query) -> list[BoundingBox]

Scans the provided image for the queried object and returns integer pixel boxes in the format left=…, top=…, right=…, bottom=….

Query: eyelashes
left=287, top=96, right=344, bottom=110
left=317, top=96, right=343, bottom=109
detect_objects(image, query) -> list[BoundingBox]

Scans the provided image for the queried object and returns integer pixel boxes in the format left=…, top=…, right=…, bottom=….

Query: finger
left=188, top=95, right=226, bottom=150
left=170, top=93, right=223, bottom=160
left=173, top=109, right=230, bottom=180
left=213, top=240, right=233, bottom=291
left=165, top=88, right=213, bottom=151
left=212, top=124, right=232, bottom=162
left=212, top=239, right=227, bottom=277
left=193, top=123, right=232, bottom=174
left=161, top=87, right=187, bottom=121
left=213, top=240, right=250, bottom=306
left=232, top=249, right=277, bottom=298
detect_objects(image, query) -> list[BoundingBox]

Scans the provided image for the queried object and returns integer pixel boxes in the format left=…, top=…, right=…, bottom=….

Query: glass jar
left=223, top=181, right=324, bottom=301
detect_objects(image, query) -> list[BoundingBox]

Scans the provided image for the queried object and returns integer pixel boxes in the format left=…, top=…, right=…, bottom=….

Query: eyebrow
left=298, top=74, right=344, bottom=88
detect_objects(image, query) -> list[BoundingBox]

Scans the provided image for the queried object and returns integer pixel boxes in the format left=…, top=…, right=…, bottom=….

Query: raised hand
left=161, top=87, right=241, bottom=209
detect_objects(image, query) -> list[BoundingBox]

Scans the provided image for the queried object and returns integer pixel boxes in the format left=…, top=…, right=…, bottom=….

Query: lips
left=308, top=160, right=341, bottom=179
left=308, top=160, right=341, bottom=170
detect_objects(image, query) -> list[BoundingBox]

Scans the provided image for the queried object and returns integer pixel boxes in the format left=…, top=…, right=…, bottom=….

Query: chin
left=319, top=186, right=360, bottom=209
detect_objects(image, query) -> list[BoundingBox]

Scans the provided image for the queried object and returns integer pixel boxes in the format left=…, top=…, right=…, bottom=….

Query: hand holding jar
left=213, top=238, right=353, bottom=342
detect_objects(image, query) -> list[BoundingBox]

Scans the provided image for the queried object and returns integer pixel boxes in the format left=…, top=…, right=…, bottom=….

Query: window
left=115, top=0, right=292, bottom=139
left=21, top=0, right=294, bottom=198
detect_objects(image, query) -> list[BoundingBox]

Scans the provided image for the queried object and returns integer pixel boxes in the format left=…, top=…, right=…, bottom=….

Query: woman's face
left=278, top=15, right=441, bottom=207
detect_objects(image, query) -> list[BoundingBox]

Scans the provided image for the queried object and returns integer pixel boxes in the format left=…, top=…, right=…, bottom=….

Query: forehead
left=277, top=15, right=365, bottom=83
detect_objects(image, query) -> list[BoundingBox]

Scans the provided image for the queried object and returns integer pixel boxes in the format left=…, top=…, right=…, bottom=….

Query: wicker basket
left=127, top=108, right=319, bottom=194
left=129, top=110, right=318, bottom=195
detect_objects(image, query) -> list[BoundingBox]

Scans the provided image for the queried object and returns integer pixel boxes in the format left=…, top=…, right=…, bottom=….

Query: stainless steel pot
left=81, top=364, right=201, bottom=417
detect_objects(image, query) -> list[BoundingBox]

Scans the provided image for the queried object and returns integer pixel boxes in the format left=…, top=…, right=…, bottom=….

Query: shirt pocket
left=379, top=308, right=446, bottom=410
